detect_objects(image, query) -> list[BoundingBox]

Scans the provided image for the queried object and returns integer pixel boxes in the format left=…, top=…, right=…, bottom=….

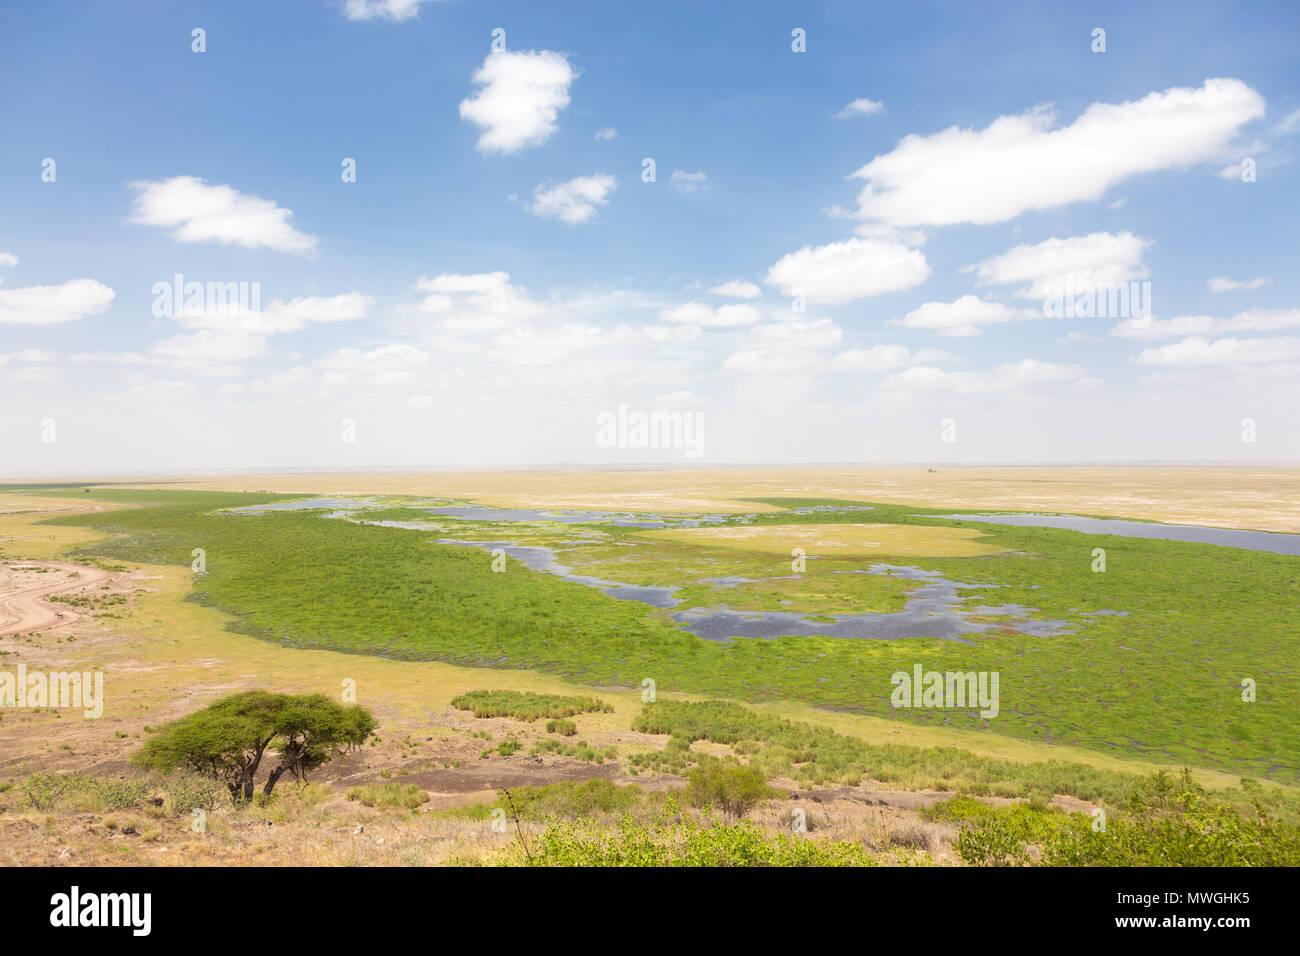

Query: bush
left=686, top=758, right=775, bottom=819
left=930, top=770, right=1300, bottom=867
left=346, top=783, right=429, bottom=810
left=451, top=690, right=613, bottom=721
left=546, top=718, right=578, bottom=736
left=23, top=772, right=74, bottom=810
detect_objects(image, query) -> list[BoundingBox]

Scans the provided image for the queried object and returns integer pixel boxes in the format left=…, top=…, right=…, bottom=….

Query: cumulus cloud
left=594, top=127, right=618, bottom=140
left=974, top=231, right=1151, bottom=299
left=151, top=329, right=270, bottom=372
left=883, top=358, right=1087, bottom=394
left=830, top=344, right=914, bottom=371
left=344, top=0, right=427, bottom=20
left=459, top=50, right=576, bottom=154
left=529, top=174, right=616, bottom=223
left=0, top=252, right=17, bottom=267
left=833, top=98, right=884, bottom=119
left=0, top=278, right=114, bottom=325
left=894, top=295, right=1034, bottom=337
left=1112, top=308, right=1300, bottom=340
left=129, top=176, right=318, bottom=254
left=167, top=292, right=374, bottom=334
left=765, top=238, right=929, bottom=305
left=671, top=170, right=710, bottom=193
left=1136, top=335, right=1300, bottom=366
left=659, top=302, right=760, bottom=327
left=1208, top=275, right=1269, bottom=293
left=850, top=78, right=1265, bottom=227
left=708, top=279, right=761, bottom=299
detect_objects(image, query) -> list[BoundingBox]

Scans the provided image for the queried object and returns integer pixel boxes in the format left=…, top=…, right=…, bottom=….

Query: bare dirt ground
left=38, top=464, right=1300, bottom=532
left=0, top=562, right=113, bottom=637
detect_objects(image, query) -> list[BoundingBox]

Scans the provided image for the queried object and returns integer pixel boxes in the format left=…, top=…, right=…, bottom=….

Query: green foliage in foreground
left=134, top=690, right=376, bottom=804
left=26, top=486, right=1300, bottom=782
left=512, top=816, right=878, bottom=868
left=438, top=778, right=647, bottom=823
left=451, top=689, right=613, bottom=721
left=924, top=770, right=1300, bottom=866
left=509, top=811, right=879, bottom=867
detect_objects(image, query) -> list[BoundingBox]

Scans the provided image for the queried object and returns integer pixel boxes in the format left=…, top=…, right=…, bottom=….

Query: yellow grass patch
left=642, top=522, right=1005, bottom=558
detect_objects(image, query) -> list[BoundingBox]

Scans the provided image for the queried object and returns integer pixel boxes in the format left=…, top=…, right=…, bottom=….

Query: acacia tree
left=135, top=691, right=376, bottom=804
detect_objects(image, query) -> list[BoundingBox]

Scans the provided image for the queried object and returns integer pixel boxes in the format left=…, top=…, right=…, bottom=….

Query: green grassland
left=6, top=484, right=1297, bottom=785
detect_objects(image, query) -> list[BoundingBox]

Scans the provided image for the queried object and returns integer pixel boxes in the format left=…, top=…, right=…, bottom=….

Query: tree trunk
left=263, top=763, right=289, bottom=797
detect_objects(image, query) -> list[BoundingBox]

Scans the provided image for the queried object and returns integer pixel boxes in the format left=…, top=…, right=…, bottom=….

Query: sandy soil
left=0, top=562, right=113, bottom=638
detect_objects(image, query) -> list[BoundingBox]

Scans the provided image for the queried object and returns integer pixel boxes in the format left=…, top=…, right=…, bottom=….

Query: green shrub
left=451, top=690, right=613, bottom=721
left=346, top=783, right=429, bottom=810
left=932, top=770, right=1300, bottom=867
left=546, top=718, right=578, bottom=736
left=686, top=757, right=775, bottom=819
left=515, top=810, right=876, bottom=867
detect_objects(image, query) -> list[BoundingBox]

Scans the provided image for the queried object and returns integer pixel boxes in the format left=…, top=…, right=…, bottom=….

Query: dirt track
left=0, top=561, right=113, bottom=637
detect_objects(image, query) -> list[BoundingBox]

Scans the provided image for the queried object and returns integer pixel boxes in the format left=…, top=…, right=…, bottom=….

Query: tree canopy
left=134, top=691, right=376, bottom=804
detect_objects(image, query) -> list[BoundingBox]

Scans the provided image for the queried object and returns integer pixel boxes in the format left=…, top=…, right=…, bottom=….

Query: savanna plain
left=0, top=466, right=1296, bottom=867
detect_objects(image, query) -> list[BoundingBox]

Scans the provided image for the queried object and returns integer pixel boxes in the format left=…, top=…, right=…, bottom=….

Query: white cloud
left=850, top=78, right=1265, bottom=227
left=459, top=50, right=576, bottom=154
left=0, top=252, right=17, bottom=267
left=996, top=357, right=1086, bottom=384
left=1136, top=335, right=1300, bottom=366
left=0, top=348, right=57, bottom=366
left=746, top=318, right=843, bottom=349
left=529, top=174, right=616, bottom=224
left=671, top=170, right=710, bottom=193
left=708, top=279, right=761, bottom=299
left=833, top=98, right=884, bottom=119
left=151, top=329, right=270, bottom=371
left=830, top=344, right=914, bottom=371
left=974, top=231, right=1151, bottom=298
left=129, top=176, right=318, bottom=254
left=317, top=344, right=431, bottom=386
left=659, top=302, right=760, bottom=327
left=594, top=127, right=618, bottom=140
left=882, top=358, right=1086, bottom=395
left=166, top=292, right=373, bottom=334
left=344, top=0, right=426, bottom=21
left=0, top=278, right=114, bottom=325
left=409, top=271, right=546, bottom=333
left=765, top=238, right=930, bottom=304
left=895, top=295, right=1033, bottom=337
left=1208, top=275, right=1269, bottom=293
left=1112, top=308, right=1300, bottom=340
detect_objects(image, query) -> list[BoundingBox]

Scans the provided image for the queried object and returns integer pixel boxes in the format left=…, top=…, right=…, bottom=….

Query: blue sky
left=2, top=0, right=1298, bottom=472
